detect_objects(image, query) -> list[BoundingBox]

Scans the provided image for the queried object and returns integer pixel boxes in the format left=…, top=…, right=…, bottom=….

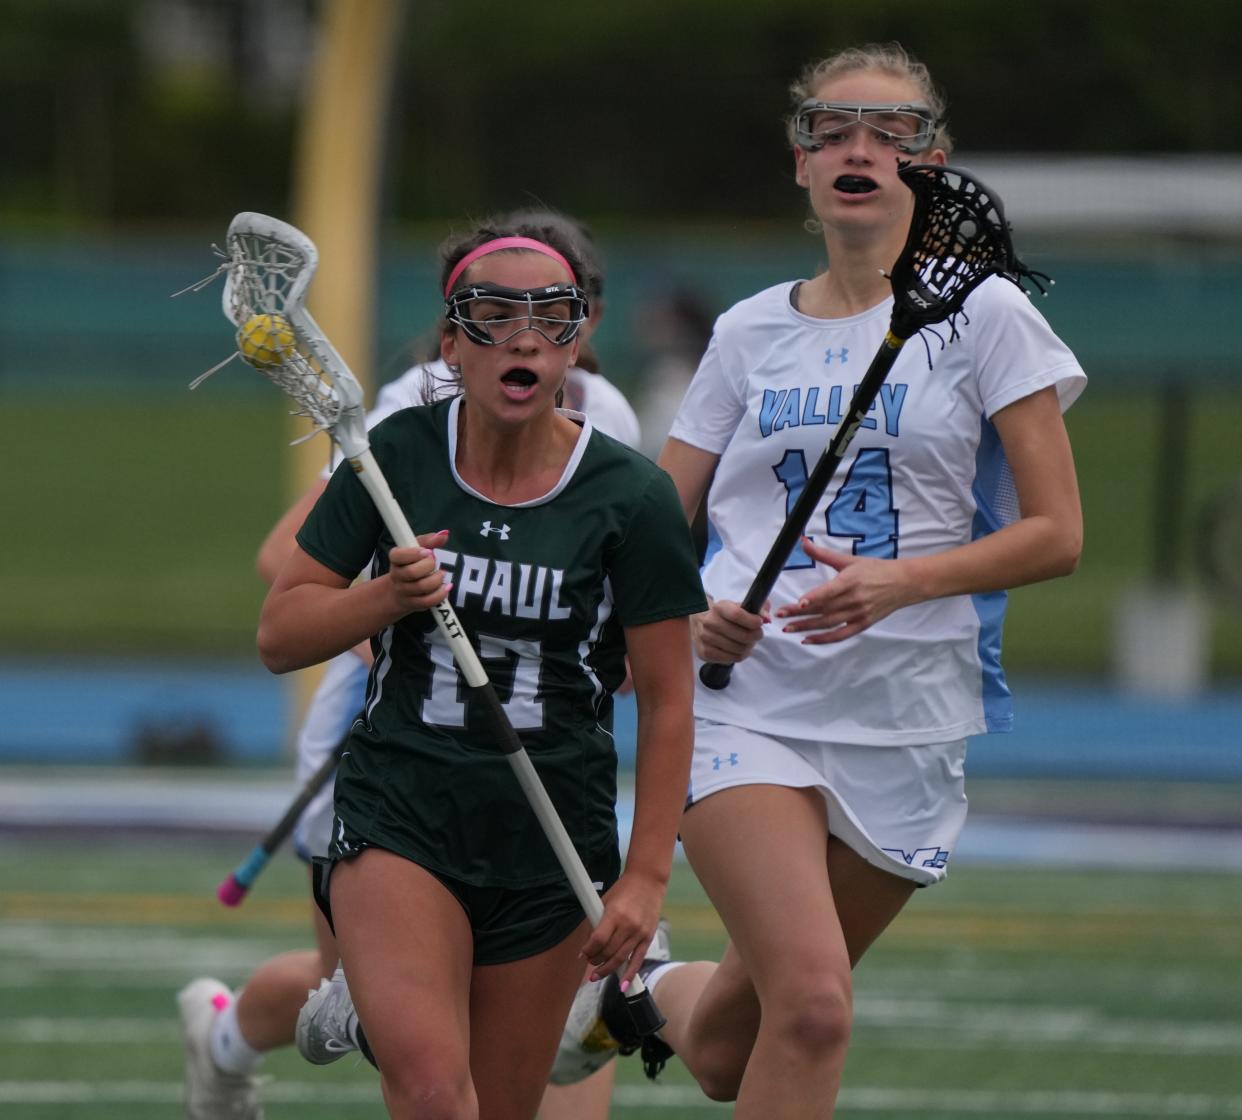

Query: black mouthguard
left=835, top=175, right=878, bottom=194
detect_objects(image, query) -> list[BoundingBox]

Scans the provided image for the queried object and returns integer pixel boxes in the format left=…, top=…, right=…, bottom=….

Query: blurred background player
left=176, top=209, right=657, bottom=1120
left=633, top=285, right=714, bottom=463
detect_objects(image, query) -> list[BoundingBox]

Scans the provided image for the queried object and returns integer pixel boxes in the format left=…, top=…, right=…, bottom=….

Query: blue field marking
left=1, top=659, right=1240, bottom=782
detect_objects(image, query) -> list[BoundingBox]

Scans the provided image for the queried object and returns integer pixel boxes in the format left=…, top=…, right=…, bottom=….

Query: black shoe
left=599, top=958, right=676, bottom=1080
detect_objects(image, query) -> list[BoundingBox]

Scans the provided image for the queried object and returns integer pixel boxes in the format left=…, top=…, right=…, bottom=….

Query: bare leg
left=235, top=870, right=338, bottom=1051
left=470, top=922, right=590, bottom=1120
left=664, top=785, right=916, bottom=1118
left=536, top=1064, right=617, bottom=1120
left=331, top=850, right=588, bottom=1120
left=331, top=850, right=477, bottom=1120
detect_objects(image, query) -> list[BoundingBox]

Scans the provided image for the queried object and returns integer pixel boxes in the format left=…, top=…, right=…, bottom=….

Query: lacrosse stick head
left=220, top=212, right=369, bottom=458
left=888, top=163, right=1047, bottom=341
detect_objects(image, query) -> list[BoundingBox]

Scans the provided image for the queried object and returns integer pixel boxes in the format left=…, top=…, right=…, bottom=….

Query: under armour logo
left=711, top=753, right=739, bottom=770
left=883, top=845, right=950, bottom=869
left=825, top=348, right=849, bottom=364
left=480, top=521, right=511, bottom=540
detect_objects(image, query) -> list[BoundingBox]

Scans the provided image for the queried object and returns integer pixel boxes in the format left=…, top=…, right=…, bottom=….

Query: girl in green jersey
left=258, top=218, right=705, bottom=1120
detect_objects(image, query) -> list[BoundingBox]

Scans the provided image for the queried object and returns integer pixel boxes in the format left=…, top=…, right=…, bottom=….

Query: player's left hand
left=775, top=537, right=916, bottom=643
left=579, top=871, right=664, bottom=988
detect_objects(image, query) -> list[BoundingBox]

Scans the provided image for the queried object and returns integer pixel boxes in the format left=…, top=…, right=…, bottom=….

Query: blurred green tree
left=2, top=0, right=1239, bottom=228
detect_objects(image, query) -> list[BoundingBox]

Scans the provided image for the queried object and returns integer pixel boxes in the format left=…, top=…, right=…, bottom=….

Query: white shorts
left=292, top=653, right=369, bottom=860
left=686, top=719, right=968, bottom=886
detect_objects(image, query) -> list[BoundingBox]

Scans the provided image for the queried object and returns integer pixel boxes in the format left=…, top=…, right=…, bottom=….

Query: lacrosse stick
left=216, top=732, right=348, bottom=906
left=700, top=163, right=1049, bottom=690
left=191, top=212, right=665, bottom=1037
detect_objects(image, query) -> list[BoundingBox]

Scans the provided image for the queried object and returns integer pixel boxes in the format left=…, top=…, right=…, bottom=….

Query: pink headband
left=443, top=237, right=577, bottom=297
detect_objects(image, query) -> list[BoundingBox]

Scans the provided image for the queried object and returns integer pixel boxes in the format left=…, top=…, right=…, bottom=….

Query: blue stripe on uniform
left=970, top=415, right=1014, bottom=733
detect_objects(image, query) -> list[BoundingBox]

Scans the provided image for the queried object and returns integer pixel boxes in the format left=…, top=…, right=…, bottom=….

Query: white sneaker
left=296, top=965, right=357, bottom=1065
left=548, top=917, right=672, bottom=1085
left=177, top=978, right=262, bottom=1119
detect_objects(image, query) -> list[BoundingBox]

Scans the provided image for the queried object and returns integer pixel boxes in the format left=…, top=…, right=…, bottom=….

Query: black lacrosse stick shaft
left=698, top=329, right=907, bottom=690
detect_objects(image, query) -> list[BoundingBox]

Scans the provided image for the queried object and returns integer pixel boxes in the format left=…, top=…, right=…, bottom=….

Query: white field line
left=0, top=926, right=287, bottom=972
left=3, top=1081, right=1242, bottom=1115
left=4, top=1002, right=1242, bottom=1055
left=2, top=950, right=1225, bottom=1005
left=851, top=996, right=1242, bottom=1051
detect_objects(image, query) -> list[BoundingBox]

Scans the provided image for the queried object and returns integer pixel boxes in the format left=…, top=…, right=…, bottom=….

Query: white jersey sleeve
left=567, top=368, right=642, bottom=449
left=362, top=362, right=642, bottom=448
left=667, top=317, right=751, bottom=455
left=966, top=277, right=1086, bottom=417
left=321, top=361, right=446, bottom=478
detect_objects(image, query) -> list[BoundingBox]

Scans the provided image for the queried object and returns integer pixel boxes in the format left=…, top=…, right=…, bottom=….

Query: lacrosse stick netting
left=888, top=163, right=1048, bottom=342
left=203, top=212, right=370, bottom=456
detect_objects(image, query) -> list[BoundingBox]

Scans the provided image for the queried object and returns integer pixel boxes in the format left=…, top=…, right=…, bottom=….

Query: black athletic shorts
left=312, top=842, right=621, bottom=966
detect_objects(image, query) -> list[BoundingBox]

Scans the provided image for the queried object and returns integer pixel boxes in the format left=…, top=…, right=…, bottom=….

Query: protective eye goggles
left=444, top=282, right=589, bottom=347
left=793, top=100, right=939, bottom=154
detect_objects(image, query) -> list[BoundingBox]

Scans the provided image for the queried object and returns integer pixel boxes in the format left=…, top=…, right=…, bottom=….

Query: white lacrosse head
left=221, top=212, right=369, bottom=460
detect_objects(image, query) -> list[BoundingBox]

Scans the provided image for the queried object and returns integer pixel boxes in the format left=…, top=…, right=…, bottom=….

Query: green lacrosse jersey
left=296, top=397, right=706, bottom=888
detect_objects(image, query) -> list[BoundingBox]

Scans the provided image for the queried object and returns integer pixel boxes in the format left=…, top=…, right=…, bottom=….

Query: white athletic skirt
left=686, top=718, right=968, bottom=886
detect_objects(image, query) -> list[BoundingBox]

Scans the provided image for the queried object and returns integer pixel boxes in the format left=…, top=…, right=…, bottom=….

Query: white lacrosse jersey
left=670, top=275, right=1086, bottom=746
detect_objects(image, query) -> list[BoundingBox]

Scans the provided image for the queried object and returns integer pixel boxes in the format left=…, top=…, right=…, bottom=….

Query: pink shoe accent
left=211, top=992, right=231, bottom=1011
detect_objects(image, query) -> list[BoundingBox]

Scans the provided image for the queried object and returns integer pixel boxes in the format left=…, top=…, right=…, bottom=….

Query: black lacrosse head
left=887, top=163, right=1047, bottom=340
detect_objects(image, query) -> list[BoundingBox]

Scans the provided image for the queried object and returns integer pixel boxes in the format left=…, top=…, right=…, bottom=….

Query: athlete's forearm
left=658, top=437, right=718, bottom=524
left=624, top=617, right=695, bottom=885
left=901, top=511, right=1081, bottom=603
left=258, top=577, right=400, bottom=674
left=627, top=696, right=694, bottom=888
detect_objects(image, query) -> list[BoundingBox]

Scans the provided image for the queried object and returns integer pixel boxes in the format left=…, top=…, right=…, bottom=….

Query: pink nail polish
left=620, top=979, right=630, bottom=994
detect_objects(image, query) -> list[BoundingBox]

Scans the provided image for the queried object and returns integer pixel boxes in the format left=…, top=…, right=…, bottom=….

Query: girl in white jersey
left=604, top=43, right=1085, bottom=1117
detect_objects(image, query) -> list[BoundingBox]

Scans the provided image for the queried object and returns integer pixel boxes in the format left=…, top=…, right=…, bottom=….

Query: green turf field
left=2, top=835, right=1239, bottom=1119
left=4, top=386, right=1242, bottom=675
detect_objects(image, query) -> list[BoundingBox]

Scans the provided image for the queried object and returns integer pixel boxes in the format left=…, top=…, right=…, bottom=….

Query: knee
left=691, top=978, right=853, bottom=1102
left=772, top=975, right=853, bottom=1059
left=380, top=1065, right=474, bottom=1120
left=693, top=1045, right=748, bottom=1102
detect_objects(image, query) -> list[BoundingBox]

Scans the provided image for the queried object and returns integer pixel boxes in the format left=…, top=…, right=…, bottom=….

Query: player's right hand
left=387, top=530, right=452, bottom=614
left=691, top=596, right=769, bottom=664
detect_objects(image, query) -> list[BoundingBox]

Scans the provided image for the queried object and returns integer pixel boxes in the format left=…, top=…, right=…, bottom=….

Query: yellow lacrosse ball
left=238, top=313, right=295, bottom=368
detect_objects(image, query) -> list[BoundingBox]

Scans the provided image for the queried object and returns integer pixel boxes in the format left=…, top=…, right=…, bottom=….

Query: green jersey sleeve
left=607, top=466, right=707, bottom=627
left=295, top=459, right=386, bottom=580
